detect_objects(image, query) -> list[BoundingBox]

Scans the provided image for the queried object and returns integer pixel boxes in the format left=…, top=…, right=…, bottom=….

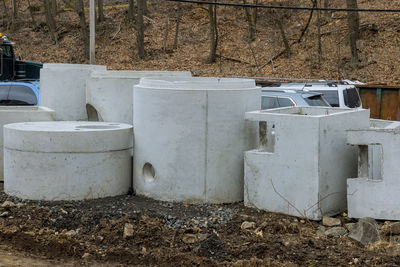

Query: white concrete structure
left=133, top=77, right=260, bottom=203
left=40, top=64, right=106, bottom=121
left=347, top=119, right=400, bottom=220
left=244, top=107, right=370, bottom=220
left=86, top=70, right=192, bottom=124
left=4, top=121, right=133, bottom=201
left=0, top=106, right=55, bottom=182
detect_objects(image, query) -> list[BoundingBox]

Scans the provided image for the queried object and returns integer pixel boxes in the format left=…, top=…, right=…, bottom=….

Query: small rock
left=349, top=217, right=379, bottom=245
left=345, top=223, right=357, bottom=232
left=182, top=233, right=207, bottom=244
left=381, top=221, right=400, bottom=235
left=16, top=203, right=24, bottom=208
left=0, top=211, right=9, bottom=217
left=325, top=227, right=347, bottom=237
left=316, top=225, right=326, bottom=235
left=322, top=216, right=341, bottom=227
left=300, top=220, right=305, bottom=224
left=82, top=252, right=92, bottom=260
left=60, top=208, right=68, bottom=215
left=1, top=201, right=15, bottom=208
left=65, top=230, right=77, bottom=237
left=241, top=221, right=256, bottom=230
left=123, top=223, right=134, bottom=239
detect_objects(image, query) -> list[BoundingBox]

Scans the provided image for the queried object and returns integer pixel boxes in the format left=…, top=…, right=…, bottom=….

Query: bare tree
left=12, top=0, right=17, bottom=20
left=76, top=0, right=89, bottom=59
left=173, top=3, right=182, bottom=49
left=44, top=0, right=58, bottom=44
left=52, top=0, right=57, bottom=16
left=27, top=0, right=36, bottom=27
left=243, top=0, right=256, bottom=42
left=323, top=0, right=329, bottom=22
left=273, top=0, right=290, bottom=58
left=206, top=2, right=218, bottom=64
left=315, top=0, right=322, bottom=63
left=346, top=0, right=359, bottom=68
left=128, top=0, right=134, bottom=22
left=136, top=0, right=145, bottom=59
left=97, top=0, right=104, bottom=22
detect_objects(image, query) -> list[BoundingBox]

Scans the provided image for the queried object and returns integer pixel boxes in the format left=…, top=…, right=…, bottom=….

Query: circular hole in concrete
left=143, top=163, right=155, bottom=183
left=75, top=125, right=119, bottom=130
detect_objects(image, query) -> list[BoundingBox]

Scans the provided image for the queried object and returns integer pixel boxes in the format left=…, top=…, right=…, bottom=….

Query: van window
left=261, top=96, right=278, bottom=109
left=343, top=88, right=361, bottom=108
left=277, top=97, right=294, bottom=107
left=313, top=90, right=339, bottom=107
left=304, top=95, right=330, bottom=106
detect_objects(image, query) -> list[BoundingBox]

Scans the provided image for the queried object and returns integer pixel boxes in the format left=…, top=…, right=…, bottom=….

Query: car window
left=0, top=84, right=10, bottom=100
left=343, top=88, right=361, bottom=108
left=313, top=90, right=339, bottom=107
left=7, top=85, right=37, bottom=105
left=277, top=97, right=294, bottom=107
left=304, top=95, right=330, bottom=107
left=261, top=96, right=278, bottom=109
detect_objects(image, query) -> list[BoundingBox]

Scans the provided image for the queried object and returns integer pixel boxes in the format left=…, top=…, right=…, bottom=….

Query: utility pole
left=90, top=0, right=95, bottom=64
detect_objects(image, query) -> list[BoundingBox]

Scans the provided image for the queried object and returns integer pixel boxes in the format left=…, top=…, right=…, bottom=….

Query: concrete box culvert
left=86, top=70, right=192, bottom=124
left=244, top=107, right=370, bottom=220
left=133, top=77, right=260, bottom=203
left=347, top=119, right=400, bottom=220
left=0, top=106, right=55, bottom=182
left=40, top=64, right=107, bottom=121
left=4, top=121, right=133, bottom=201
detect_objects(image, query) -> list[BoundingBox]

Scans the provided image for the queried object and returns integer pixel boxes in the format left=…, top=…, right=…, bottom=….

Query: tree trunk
left=128, top=0, right=134, bottom=22
left=76, top=0, right=89, bottom=59
left=163, top=17, right=169, bottom=51
left=346, top=0, right=359, bottom=68
left=27, top=0, right=36, bottom=27
left=12, top=0, right=17, bottom=20
left=243, top=0, right=255, bottom=42
left=316, top=0, right=322, bottom=63
left=273, top=0, right=290, bottom=58
left=136, top=0, right=145, bottom=59
left=206, top=3, right=217, bottom=64
left=44, top=0, right=58, bottom=44
left=51, top=0, right=57, bottom=16
left=173, top=3, right=182, bottom=49
left=324, top=0, right=329, bottom=22
left=97, top=0, right=104, bottom=22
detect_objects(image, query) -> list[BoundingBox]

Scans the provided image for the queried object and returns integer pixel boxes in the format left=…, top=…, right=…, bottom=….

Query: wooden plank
left=359, top=88, right=380, bottom=119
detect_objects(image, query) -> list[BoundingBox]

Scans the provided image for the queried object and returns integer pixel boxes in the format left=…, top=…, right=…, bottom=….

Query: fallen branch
left=111, top=21, right=122, bottom=40
left=216, top=53, right=253, bottom=65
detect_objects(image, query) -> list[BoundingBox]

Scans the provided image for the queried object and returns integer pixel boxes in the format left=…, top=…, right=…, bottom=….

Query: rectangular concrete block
left=347, top=119, right=400, bottom=220
left=244, top=107, right=370, bottom=220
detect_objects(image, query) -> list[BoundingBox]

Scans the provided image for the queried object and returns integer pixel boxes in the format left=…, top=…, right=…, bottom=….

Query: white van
left=259, top=81, right=362, bottom=108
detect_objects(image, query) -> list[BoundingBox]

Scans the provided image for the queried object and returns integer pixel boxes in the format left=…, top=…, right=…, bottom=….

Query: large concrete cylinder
left=40, top=64, right=106, bottom=121
left=0, top=106, right=55, bottom=182
left=86, top=70, right=192, bottom=124
left=133, top=77, right=260, bottom=203
left=4, top=121, right=133, bottom=201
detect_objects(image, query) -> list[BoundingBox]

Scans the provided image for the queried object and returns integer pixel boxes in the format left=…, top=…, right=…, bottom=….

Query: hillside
left=1, top=0, right=400, bottom=84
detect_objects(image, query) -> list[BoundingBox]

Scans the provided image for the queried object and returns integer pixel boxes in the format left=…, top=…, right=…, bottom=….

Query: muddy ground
left=1, top=183, right=400, bottom=266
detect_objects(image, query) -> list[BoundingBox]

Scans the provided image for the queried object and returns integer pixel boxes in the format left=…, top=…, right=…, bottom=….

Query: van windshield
left=313, top=90, right=339, bottom=107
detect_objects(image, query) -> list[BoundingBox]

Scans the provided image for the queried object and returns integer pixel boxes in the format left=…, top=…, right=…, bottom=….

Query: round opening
left=143, top=162, right=155, bottom=183
left=75, top=125, right=119, bottom=130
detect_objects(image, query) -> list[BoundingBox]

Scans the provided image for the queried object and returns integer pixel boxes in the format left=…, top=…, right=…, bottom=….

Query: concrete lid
left=42, top=63, right=106, bottom=70
left=0, top=106, right=54, bottom=112
left=4, top=121, right=133, bottom=153
left=90, top=70, right=192, bottom=79
left=136, top=77, right=259, bottom=90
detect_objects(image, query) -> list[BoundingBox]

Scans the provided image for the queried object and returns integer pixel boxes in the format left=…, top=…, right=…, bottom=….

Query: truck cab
left=0, top=34, right=42, bottom=81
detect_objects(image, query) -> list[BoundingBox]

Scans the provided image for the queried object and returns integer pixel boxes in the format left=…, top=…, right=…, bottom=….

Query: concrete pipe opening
left=143, top=163, right=155, bottom=183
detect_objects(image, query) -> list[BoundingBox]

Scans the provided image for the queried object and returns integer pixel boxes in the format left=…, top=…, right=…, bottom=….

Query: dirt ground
left=1, top=182, right=400, bottom=266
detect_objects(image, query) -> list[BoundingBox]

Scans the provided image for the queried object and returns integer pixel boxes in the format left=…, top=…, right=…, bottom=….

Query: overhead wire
left=166, top=0, right=400, bottom=13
